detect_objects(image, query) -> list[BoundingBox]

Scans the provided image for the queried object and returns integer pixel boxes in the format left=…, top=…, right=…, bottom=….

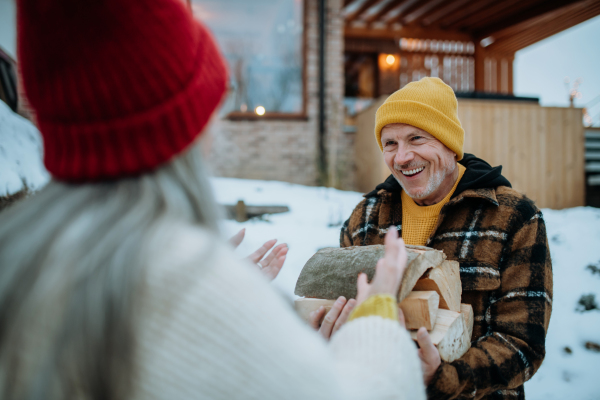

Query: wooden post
left=507, top=54, right=514, bottom=94
left=474, top=45, right=486, bottom=92
left=235, top=200, right=247, bottom=222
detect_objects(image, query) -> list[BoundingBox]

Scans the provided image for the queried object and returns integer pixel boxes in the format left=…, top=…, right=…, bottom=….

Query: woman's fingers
left=355, top=273, right=369, bottom=305
left=228, top=228, right=246, bottom=249
left=309, top=306, right=326, bottom=330
left=259, top=243, right=287, bottom=268
left=262, top=247, right=288, bottom=280
left=383, top=227, right=400, bottom=272
left=246, top=239, right=277, bottom=264
left=332, top=299, right=356, bottom=335
left=319, top=296, right=346, bottom=339
left=395, top=237, right=408, bottom=278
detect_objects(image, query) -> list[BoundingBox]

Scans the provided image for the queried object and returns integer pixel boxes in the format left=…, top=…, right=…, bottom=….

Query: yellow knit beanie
left=374, top=77, right=464, bottom=160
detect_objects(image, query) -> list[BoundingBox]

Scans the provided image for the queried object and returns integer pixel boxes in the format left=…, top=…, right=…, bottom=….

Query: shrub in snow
left=576, top=293, right=598, bottom=312
left=0, top=100, right=49, bottom=208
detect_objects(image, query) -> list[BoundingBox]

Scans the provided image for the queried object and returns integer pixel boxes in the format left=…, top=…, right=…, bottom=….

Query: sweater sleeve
left=426, top=211, right=553, bottom=399
left=133, top=227, right=425, bottom=400
left=348, top=294, right=398, bottom=322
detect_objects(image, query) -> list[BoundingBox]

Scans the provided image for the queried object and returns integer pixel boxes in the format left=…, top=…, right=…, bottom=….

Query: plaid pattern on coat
left=340, top=184, right=552, bottom=400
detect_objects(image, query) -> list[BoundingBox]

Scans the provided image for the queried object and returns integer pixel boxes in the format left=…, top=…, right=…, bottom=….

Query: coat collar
left=375, top=187, right=499, bottom=207
left=445, top=187, right=499, bottom=207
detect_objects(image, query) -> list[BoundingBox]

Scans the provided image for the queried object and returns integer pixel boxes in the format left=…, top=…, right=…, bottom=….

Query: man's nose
left=394, top=144, right=414, bottom=167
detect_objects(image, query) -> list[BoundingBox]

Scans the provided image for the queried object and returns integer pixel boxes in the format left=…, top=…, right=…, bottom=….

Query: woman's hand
left=229, top=228, right=288, bottom=281
left=307, top=227, right=408, bottom=339
left=309, top=296, right=356, bottom=340
left=355, top=227, right=407, bottom=307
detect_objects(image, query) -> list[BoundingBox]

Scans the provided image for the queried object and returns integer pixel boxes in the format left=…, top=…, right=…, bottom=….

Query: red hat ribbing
left=17, top=0, right=228, bottom=181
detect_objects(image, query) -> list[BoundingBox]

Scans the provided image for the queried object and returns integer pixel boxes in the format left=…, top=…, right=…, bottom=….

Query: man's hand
left=228, top=229, right=288, bottom=281
left=416, top=327, right=442, bottom=385
left=309, top=296, right=356, bottom=340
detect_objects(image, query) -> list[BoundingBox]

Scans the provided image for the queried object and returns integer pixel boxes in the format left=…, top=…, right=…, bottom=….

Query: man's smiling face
left=381, top=123, right=458, bottom=205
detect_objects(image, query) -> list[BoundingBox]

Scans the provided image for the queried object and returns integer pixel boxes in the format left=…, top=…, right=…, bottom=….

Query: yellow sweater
left=401, top=164, right=466, bottom=246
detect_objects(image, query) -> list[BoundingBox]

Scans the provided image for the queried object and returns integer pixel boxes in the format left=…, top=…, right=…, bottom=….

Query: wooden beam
left=345, top=37, right=399, bottom=53
left=346, top=0, right=385, bottom=24
left=385, top=0, right=429, bottom=25
left=365, top=0, right=409, bottom=24
left=402, top=0, right=449, bottom=26
left=344, top=25, right=472, bottom=41
left=399, top=291, right=440, bottom=330
left=473, top=0, right=584, bottom=40
left=344, top=0, right=361, bottom=7
left=488, top=1, right=600, bottom=53
left=438, top=0, right=496, bottom=29
left=421, top=0, right=472, bottom=27
left=443, top=0, right=525, bottom=31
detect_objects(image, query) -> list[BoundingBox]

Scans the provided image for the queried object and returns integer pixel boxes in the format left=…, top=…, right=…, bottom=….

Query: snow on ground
left=0, top=101, right=49, bottom=196
left=211, top=177, right=600, bottom=400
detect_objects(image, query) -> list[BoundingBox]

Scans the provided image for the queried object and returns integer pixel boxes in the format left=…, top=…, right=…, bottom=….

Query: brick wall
left=207, top=0, right=355, bottom=190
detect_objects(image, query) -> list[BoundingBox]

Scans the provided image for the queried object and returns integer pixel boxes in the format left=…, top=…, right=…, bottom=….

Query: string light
left=255, top=106, right=266, bottom=116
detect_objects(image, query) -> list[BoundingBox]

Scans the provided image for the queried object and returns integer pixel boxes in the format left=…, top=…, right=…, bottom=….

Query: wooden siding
left=354, top=98, right=585, bottom=209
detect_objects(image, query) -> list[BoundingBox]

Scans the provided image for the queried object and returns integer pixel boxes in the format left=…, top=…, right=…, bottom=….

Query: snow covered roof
left=0, top=100, right=49, bottom=197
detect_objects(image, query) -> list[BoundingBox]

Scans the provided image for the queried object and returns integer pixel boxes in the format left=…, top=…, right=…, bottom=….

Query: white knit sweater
left=132, top=225, right=425, bottom=400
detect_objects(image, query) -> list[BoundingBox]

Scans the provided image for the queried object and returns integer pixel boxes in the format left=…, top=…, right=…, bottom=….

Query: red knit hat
left=17, top=0, right=228, bottom=181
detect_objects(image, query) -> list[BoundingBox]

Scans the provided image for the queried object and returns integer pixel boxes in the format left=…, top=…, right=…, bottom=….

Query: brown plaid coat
left=340, top=158, right=552, bottom=400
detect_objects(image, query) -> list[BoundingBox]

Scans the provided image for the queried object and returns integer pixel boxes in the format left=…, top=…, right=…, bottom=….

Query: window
left=192, top=0, right=304, bottom=118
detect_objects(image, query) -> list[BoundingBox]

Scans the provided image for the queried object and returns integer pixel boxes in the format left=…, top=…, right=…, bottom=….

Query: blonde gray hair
left=0, top=143, right=221, bottom=400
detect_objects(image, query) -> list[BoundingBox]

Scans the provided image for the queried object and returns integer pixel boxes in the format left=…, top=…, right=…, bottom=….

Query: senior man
left=340, top=77, right=552, bottom=400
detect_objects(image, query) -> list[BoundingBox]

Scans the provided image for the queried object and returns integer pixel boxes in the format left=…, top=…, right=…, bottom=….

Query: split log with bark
left=294, top=244, right=474, bottom=362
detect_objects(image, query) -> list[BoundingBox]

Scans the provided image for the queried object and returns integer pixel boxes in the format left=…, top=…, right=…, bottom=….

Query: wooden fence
left=353, top=97, right=585, bottom=210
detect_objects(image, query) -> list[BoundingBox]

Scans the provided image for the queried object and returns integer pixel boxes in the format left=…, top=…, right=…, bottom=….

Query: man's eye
left=412, top=136, right=423, bottom=141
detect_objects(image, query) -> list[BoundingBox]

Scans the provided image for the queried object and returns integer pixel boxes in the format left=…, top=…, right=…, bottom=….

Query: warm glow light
left=386, top=54, right=395, bottom=65
left=255, top=106, right=266, bottom=116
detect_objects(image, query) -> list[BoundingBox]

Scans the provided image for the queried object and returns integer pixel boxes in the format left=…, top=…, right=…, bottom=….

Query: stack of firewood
left=294, top=245, right=472, bottom=362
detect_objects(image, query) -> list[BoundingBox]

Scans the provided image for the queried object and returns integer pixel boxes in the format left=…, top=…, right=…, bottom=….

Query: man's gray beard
left=395, top=161, right=456, bottom=200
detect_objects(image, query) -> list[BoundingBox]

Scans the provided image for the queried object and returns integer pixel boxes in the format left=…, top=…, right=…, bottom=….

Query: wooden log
left=460, top=303, right=474, bottom=341
left=413, top=260, right=461, bottom=312
left=399, top=291, right=439, bottom=330
left=223, top=201, right=290, bottom=221
left=294, top=245, right=445, bottom=302
left=294, top=298, right=335, bottom=322
left=410, top=309, right=471, bottom=362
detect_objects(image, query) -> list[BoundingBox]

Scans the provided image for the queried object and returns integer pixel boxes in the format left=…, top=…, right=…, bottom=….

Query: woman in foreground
left=0, top=0, right=425, bottom=399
